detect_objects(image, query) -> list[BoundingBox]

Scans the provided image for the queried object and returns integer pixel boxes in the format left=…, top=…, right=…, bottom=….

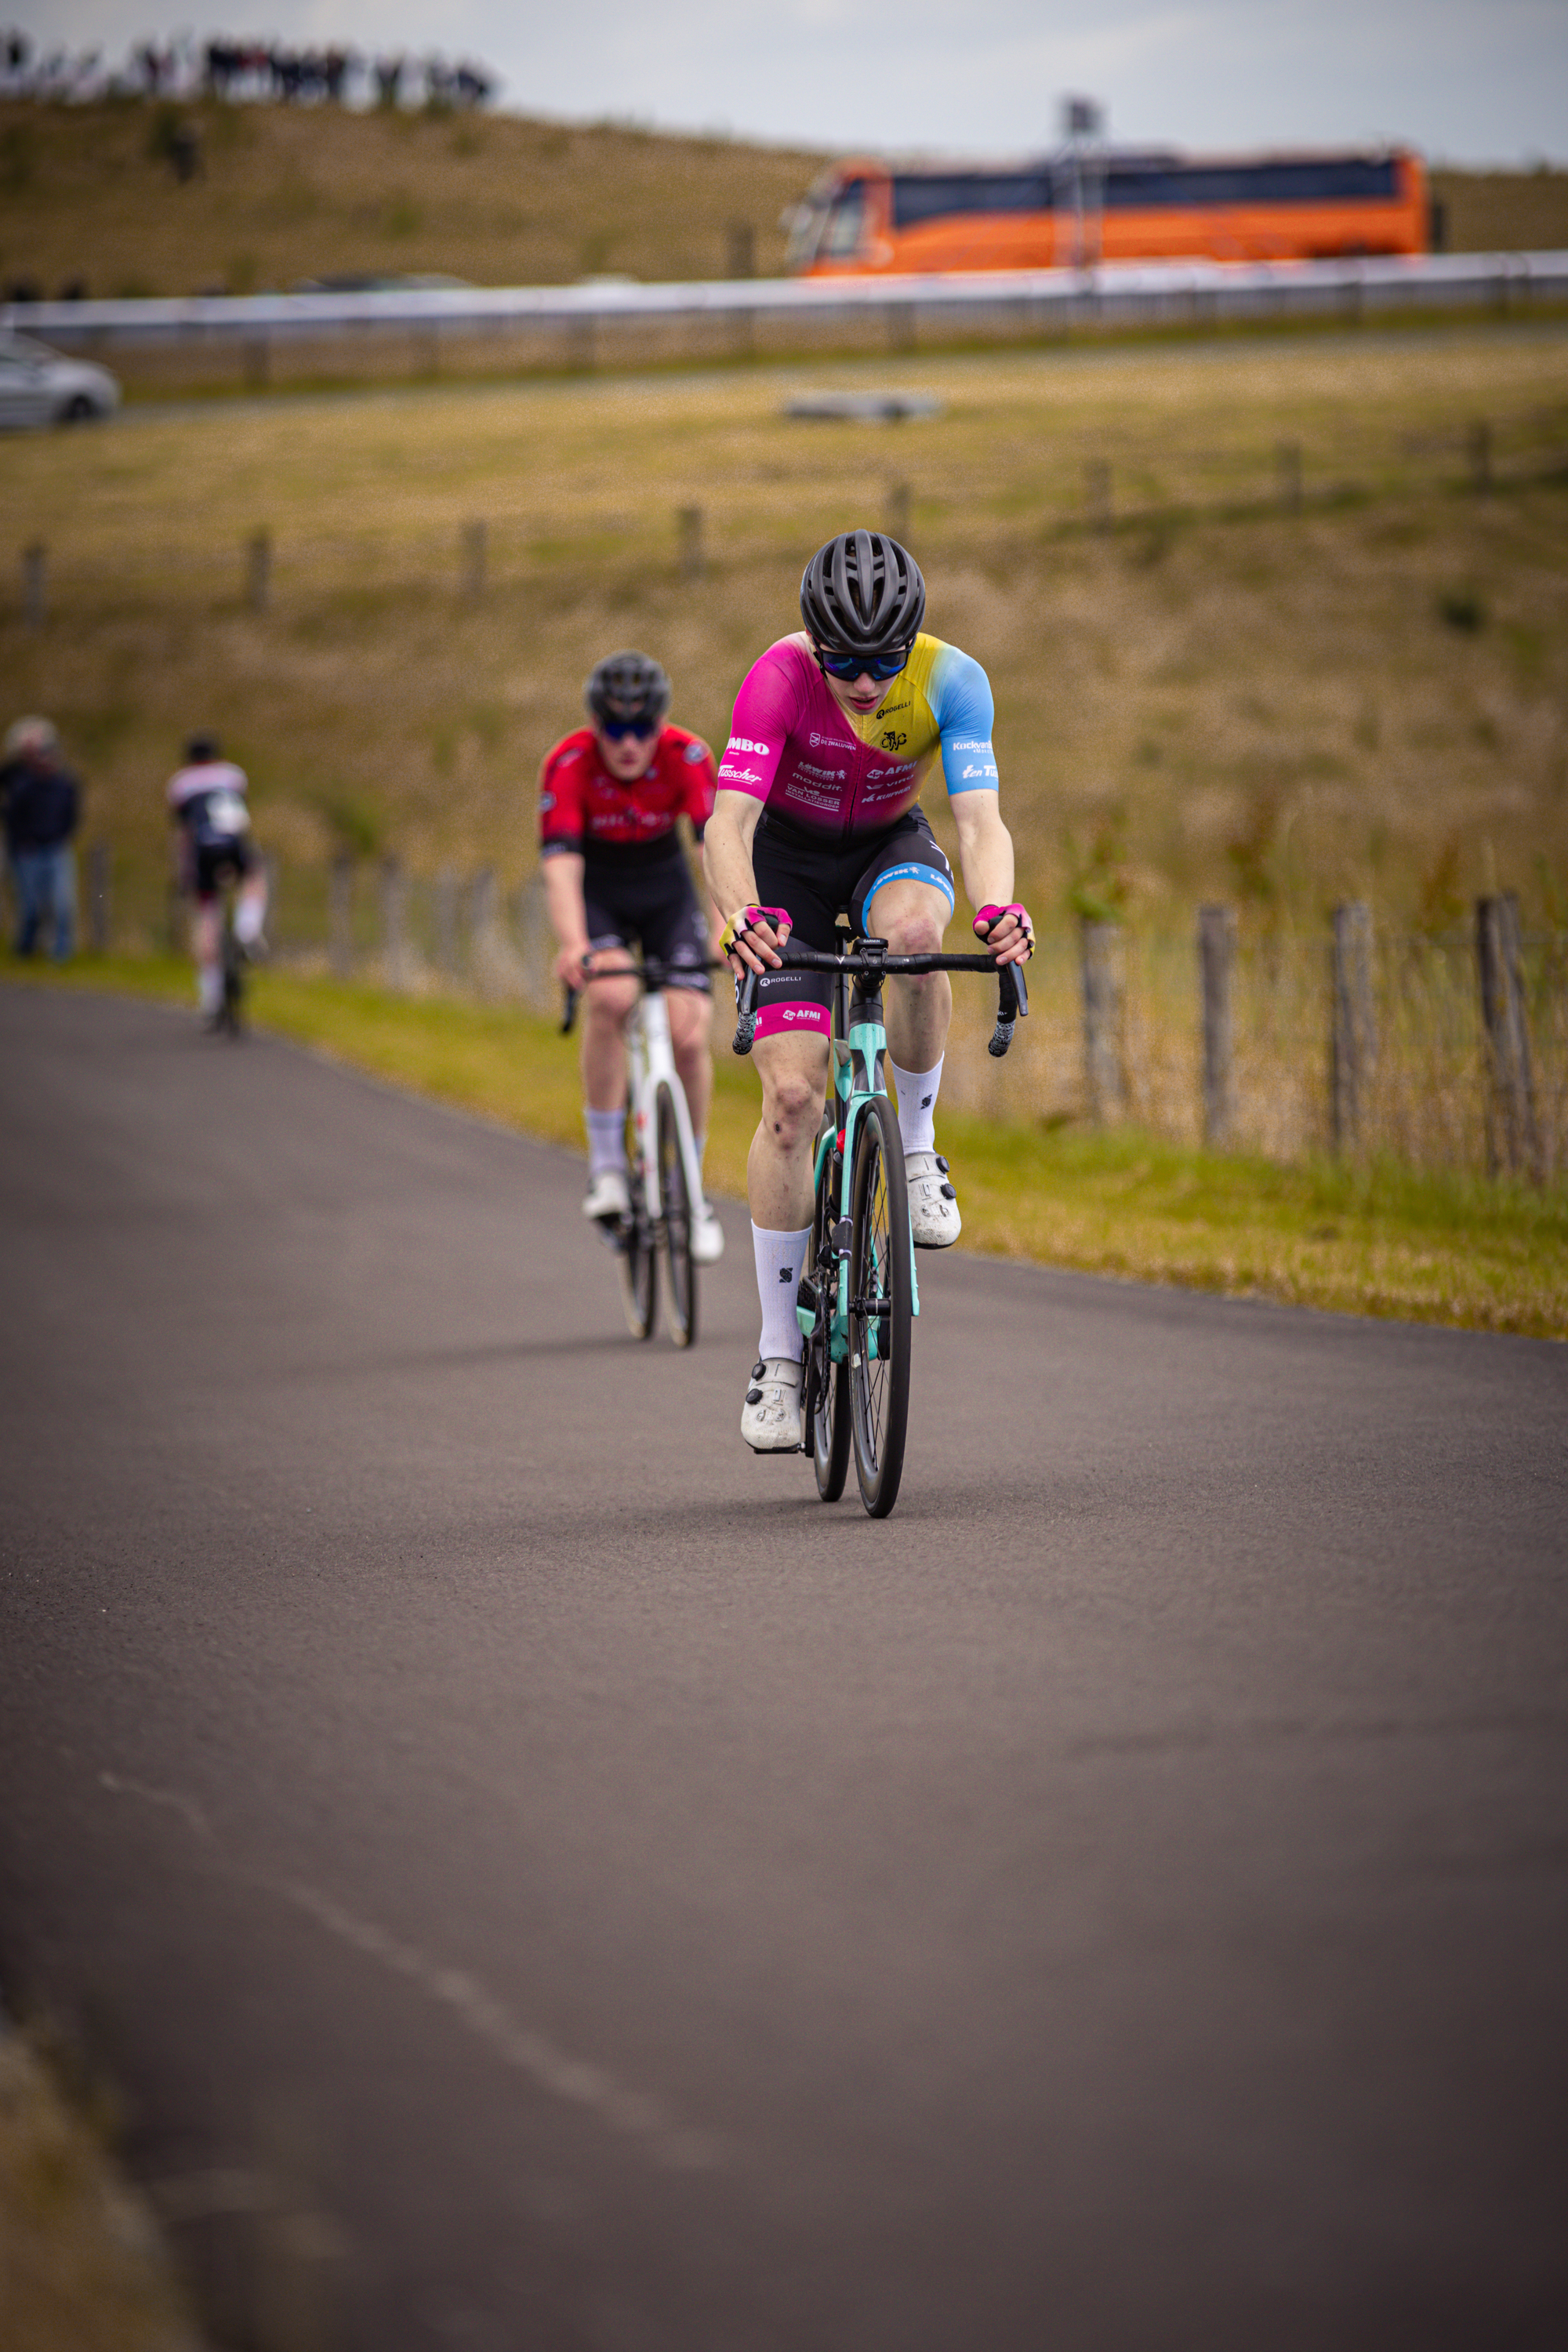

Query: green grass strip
left=9, top=953, right=1565, bottom=1339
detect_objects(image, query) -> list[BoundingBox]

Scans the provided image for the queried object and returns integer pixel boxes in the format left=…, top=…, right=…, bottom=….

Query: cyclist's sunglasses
left=600, top=713, right=659, bottom=740
left=815, top=642, right=911, bottom=684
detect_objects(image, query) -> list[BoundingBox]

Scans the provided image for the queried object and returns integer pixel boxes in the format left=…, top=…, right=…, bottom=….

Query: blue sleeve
left=930, top=644, right=999, bottom=794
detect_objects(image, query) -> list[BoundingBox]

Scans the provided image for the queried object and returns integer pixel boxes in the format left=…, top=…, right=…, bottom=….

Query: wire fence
left=71, top=844, right=1565, bottom=1185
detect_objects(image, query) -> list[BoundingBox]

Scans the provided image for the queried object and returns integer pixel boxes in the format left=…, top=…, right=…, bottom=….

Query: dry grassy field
left=4, top=321, right=1566, bottom=1167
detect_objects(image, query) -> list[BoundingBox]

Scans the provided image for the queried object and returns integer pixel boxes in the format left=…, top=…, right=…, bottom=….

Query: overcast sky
left=13, top=0, right=1568, bottom=165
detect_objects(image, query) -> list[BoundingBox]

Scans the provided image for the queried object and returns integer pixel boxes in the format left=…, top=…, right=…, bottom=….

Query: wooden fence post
left=245, top=528, right=271, bottom=613
left=1330, top=901, right=1377, bottom=1152
left=469, top=866, right=495, bottom=966
left=86, top=839, right=111, bottom=954
left=1084, top=460, right=1112, bottom=533
left=261, top=852, right=280, bottom=950
left=241, top=333, right=270, bottom=390
left=677, top=505, right=705, bottom=580
left=1197, top=904, right=1236, bottom=1145
left=885, top=479, right=911, bottom=543
left=460, top=518, right=486, bottom=598
left=1475, top=892, right=1540, bottom=1178
left=21, top=540, right=45, bottom=629
left=884, top=299, right=917, bottom=354
left=380, top=855, right=408, bottom=991
left=328, top=852, right=354, bottom=977
left=1080, top=917, right=1123, bottom=1121
left=1276, top=440, right=1303, bottom=514
left=1467, top=419, right=1493, bottom=494
left=434, top=866, right=460, bottom=979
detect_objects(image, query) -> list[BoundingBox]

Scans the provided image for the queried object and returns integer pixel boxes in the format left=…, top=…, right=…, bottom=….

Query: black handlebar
left=730, top=944, right=1029, bottom=1059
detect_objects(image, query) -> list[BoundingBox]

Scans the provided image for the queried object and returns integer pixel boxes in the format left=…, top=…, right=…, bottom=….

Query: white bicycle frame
left=622, top=983, right=705, bottom=1228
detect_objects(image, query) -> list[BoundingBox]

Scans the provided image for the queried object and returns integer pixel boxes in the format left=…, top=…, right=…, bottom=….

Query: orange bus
left=788, top=150, right=1429, bottom=275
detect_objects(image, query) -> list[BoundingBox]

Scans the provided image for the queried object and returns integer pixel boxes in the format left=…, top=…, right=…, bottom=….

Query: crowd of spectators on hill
left=0, top=27, right=496, bottom=110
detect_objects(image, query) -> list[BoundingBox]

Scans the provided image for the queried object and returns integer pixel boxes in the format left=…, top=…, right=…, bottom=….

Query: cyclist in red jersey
left=705, top=532, right=1033, bottom=1452
left=539, top=651, right=724, bottom=1261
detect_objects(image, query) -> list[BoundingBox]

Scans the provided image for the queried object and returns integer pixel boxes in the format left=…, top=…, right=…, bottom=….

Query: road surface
left=1, top=985, right=1564, bottom=2351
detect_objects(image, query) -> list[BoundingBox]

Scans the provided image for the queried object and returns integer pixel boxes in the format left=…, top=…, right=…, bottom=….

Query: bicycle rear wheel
left=803, top=1123, right=850, bottom=1501
left=615, top=1100, right=657, bottom=1342
left=655, top=1080, right=696, bottom=1349
left=847, top=1094, right=912, bottom=1518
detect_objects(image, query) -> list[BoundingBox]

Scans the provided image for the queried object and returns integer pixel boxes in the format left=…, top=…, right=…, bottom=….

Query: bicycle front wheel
left=848, top=1094, right=912, bottom=1518
left=220, top=921, right=245, bottom=1037
left=655, top=1080, right=696, bottom=1349
left=804, top=1123, right=849, bottom=1501
left=616, top=1102, right=657, bottom=1342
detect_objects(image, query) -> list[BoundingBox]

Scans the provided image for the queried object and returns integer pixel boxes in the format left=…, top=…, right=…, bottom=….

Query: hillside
left=2, top=99, right=1566, bottom=303
left=0, top=100, right=829, bottom=299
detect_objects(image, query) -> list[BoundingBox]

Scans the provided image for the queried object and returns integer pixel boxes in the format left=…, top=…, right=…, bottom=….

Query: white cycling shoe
left=691, top=1201, right=725, bottom=1265
left=741, top=1356, right=804, bottom=1453
left=906, top=1150, right=961, bottom=1248
left=583, top=1167, right=630, bottom=1223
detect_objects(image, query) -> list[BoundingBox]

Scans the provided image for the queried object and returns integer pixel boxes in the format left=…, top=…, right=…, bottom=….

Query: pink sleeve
left=717, top=644, right=804, bottom=804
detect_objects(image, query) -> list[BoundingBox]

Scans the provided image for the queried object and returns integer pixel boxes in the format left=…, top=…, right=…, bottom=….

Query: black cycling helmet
left=584, top=650, right=671, bottom=732
left=799, top=529, right=926, bottom=660
left=185, top=731, right=221, bottom=763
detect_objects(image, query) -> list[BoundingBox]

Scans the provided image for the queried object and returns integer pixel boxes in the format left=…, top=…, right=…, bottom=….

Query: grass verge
left=10, top=955, right=1565, bottom=1338
left=0, top=2016, right=198, bottom=2352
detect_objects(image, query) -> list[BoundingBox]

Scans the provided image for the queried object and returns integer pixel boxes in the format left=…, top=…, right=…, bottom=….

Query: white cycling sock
left=197, top=960, right=222, bottom=1017
left=234, top=887, right=266, bottom=946
left=753, top=1223, right=810, bottom=1363
left=584, top=1107, right=625, bottom=1177
left=890, top=1055, right=943, bottom=1156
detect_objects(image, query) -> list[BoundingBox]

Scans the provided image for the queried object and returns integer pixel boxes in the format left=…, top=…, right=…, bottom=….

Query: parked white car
left=0, top=332, right=121, bottom=428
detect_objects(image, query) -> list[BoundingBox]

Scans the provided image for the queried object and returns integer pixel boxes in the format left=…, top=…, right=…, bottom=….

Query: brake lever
left=731, top=966, right=760, bottom=1056
left=988, top=956, right=1029, bottom=1058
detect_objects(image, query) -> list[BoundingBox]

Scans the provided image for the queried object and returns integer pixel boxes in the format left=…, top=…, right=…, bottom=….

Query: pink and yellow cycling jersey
left=718, top=632, right=999, bottom=840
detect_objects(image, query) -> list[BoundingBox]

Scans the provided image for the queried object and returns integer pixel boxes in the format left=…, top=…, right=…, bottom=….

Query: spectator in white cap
left=1, top=717, right=82, bottom=960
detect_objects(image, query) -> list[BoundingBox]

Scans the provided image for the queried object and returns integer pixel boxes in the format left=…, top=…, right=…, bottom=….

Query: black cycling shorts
left=583, top=845, right=710, bottom=994
left=746, top=804, right=955, bottom=1044
left=192, top=833, right=256, bottom=902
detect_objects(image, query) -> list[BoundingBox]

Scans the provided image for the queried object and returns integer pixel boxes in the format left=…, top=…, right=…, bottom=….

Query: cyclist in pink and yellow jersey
left=704, top=530, right=1033, bottom=1453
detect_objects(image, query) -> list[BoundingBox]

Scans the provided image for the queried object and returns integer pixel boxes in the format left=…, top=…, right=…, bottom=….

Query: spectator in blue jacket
left=2, top=717, right=82, bottom=960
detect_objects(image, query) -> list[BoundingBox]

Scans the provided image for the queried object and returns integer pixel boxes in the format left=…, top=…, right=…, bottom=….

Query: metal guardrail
left=7, top=251, right=1568, bottom=353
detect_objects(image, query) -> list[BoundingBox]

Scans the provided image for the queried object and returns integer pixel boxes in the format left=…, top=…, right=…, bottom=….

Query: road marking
left=100, top=1769, right=720, bottom=2174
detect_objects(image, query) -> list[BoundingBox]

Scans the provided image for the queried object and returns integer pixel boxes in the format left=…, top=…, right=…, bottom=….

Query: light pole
left=1058, top=94, right=1105, bottom=270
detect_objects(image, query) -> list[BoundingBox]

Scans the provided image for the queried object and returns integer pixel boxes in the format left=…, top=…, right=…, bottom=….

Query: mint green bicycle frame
left=798, top=964, right=918, bottom=1362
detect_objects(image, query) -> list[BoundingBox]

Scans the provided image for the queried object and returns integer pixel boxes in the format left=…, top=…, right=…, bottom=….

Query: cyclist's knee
left=881, top=905, right=946, bottom=957
left=588, top=978, right=638, bottom=1025
left=757, top=1058, right=822, bottom=1148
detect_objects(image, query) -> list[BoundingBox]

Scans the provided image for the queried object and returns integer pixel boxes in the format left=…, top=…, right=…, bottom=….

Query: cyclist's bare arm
left=702, top=789, right=789, bottom=974
left=950, top=792, right=1032, bottom=964
left=542, top=851, right=594, bottom=989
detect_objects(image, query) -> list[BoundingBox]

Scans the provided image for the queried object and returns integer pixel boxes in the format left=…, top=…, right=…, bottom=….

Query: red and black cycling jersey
left=537, top=724, right=717, bottom=868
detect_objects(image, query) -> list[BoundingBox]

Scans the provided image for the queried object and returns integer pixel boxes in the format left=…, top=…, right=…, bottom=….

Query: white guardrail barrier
left=6, top=251, right=1568, bottom=355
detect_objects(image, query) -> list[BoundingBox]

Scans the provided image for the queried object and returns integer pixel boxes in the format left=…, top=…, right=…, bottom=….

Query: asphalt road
left=2, top=984, right=1565, bottom=2352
